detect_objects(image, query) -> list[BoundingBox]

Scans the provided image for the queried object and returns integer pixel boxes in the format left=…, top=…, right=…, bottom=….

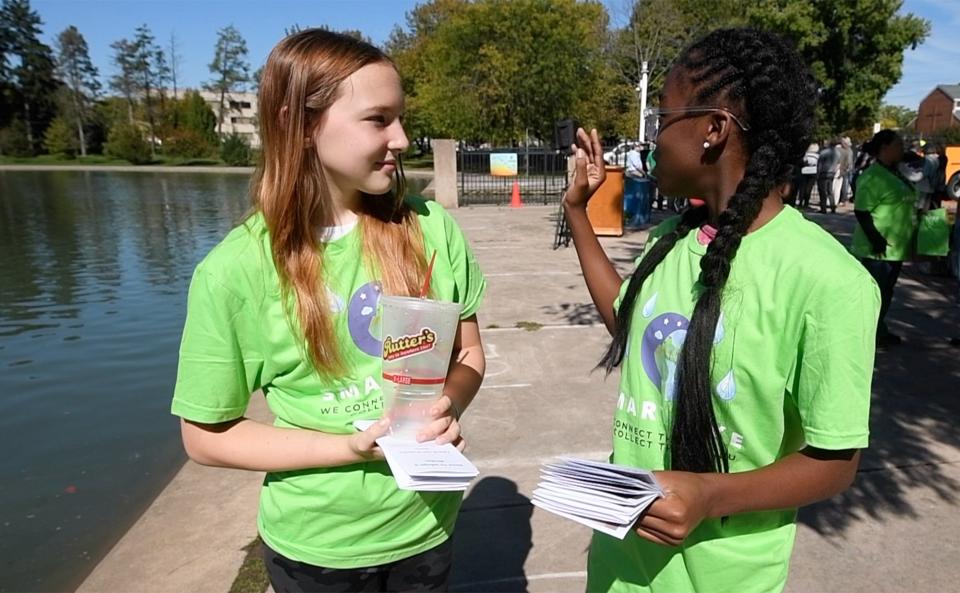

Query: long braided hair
left=600, top=28, right=817, bottom=473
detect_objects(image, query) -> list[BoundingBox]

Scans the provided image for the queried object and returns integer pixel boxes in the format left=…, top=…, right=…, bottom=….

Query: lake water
left=0, top=170, right=430, bottom=592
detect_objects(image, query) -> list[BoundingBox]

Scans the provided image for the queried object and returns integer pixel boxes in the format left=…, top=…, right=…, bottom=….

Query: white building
left=197, top=90, right=261, bottom=148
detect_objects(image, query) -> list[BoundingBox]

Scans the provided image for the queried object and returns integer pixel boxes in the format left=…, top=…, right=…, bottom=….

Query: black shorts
left=263, top=538, right=453, bottom=593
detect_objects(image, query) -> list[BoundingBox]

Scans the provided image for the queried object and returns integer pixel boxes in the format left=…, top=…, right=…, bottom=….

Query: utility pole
left=637, top=60, right=649, bottom=143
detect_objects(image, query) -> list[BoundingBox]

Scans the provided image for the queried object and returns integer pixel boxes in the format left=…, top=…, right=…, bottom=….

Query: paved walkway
left=78, top=204, right=960, bottom=593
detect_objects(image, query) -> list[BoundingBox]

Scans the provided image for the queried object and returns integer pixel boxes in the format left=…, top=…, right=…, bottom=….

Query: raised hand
left=562, top=128, right=606, bottom=210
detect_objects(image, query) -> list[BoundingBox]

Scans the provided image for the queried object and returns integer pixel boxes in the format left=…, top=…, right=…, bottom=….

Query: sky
left=30, top=0, right=959, bottom=110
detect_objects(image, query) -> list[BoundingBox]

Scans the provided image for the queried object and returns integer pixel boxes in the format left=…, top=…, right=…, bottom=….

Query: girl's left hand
left=416, top=395, right=465, bottom=450
left=634, top=471, right=715, bottom=546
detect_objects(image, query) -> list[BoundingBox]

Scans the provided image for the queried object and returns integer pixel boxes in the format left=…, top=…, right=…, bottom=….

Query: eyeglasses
left=643, top=107, right=750, bottom=142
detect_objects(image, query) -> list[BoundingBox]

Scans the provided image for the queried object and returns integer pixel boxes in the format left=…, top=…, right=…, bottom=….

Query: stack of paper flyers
left=353, top=421, right=478, bottom=491
left=375, top=435, right=479, bottom=491
left=532, top=457, right=663, bottom=539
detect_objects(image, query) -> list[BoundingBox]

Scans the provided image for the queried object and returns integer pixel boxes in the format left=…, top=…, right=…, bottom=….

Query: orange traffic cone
left=510, top=179, right=522, bottom=208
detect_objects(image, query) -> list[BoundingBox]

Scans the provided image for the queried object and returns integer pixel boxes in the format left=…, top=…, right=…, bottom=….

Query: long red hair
left=253, top=29, right=427, bottom=377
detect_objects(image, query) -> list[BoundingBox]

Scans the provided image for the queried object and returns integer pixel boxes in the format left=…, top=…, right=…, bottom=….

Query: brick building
left=916, top=84, right=960, bottom=136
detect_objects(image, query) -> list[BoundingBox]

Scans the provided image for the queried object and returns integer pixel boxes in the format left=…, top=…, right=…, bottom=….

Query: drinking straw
left=419, top=250, right=437, bottom=299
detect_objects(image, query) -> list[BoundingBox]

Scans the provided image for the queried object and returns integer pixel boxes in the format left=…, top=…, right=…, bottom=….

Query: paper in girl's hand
left=532, top=457, right=663, bottom=539
left=353, top=419, right=378, bottom=432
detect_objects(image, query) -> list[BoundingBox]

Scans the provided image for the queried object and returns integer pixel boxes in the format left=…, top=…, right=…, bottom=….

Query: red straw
left=419, top=251, right=437, bottom=298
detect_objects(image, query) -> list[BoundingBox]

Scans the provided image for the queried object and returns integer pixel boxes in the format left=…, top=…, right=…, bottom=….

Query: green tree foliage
left=176, top=89, right=218, bottom=144
left=878, top=103, right=916, bottom=130
left=130, top=24, right=165, bottom=154
left=42, top=114, right=76, bottom=156
left=109, top=38, right=138, bottom=124
left=1, top=0, right=58, bottom=154
left=163, top=129, right=215, bottom=159
left=745, top=0, right=929, bottom=136
left=161, top=90, right=218, bottom=157
left=0, top=3, right=15, bottom=128
left=104, top=122, right=151, bottom=164
left=55, top=25, right=100, bottom=156
left=937, top=126, right=960, bottom=147
left=220, top=132, right=251, bottom=166
left=606, top=0, right=747, bottom=112
left=0, top=118, right=31, bottom=156
left=206, top=24, right=250, bottom=136
left=392, top=0, right=609, bottom=145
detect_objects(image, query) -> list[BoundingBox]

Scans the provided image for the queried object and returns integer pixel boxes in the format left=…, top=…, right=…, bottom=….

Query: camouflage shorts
left=263, top=538, right=452, bottom=593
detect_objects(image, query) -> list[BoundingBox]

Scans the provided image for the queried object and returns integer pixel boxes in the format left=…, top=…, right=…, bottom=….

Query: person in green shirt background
left=850, top=129, right=918, bottom=347
left=171, top=29, right=486, bottom=592
left=562, top=28, right=879, bottom=593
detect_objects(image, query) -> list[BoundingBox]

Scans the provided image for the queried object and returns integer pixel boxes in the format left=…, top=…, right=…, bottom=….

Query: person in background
left=916, top=144, right=945, bottom=212
left=625, top=143, right=652, bottom=227
left=796, top=142, right=819, bottom=209
left=817, top=138, right=839, bottom=213
left=837, top=137, right=854, bottom=206
left=850, top=129, right=918, bottom=347
left=851, top=139, right=875, bottom=200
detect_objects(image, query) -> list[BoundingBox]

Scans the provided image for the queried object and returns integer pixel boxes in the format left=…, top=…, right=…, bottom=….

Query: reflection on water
left=0, top=171, right=253, bottom=592
left=0, top=170, right=431, bottom=592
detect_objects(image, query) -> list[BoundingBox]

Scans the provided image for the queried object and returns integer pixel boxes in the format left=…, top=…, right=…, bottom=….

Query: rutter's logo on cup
left=383, top=328, right=437, bottom=361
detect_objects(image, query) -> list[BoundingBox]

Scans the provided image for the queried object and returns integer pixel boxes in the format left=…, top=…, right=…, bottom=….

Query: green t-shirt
left=171, top=197, right=486, bottom=569
left=851, top=162, right=918, bottom=261
left=587, top=207, right=880, bottom=593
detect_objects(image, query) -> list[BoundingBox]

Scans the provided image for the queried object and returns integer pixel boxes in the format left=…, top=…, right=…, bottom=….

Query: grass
left=515, top=320, right=543, bottom=332
left=404, top=152, right=434, bottom=169
left=0, top=154, right=243, bottom=167
left=0, top=154, right=129, bottom=165
left=228, top=536, right=270, bottom=593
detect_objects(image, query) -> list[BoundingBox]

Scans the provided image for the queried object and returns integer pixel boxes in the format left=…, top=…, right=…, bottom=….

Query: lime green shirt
left=851, top=162, right=918, bottom=261
left=588, top=207, right=880, bottom=593
left=171, top=197, right=486, bottom=568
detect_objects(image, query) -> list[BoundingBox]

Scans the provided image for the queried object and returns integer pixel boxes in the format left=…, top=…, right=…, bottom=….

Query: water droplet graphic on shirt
left=716, top=370, right=737, bottom=401
left=713, top=313, right=725, bottom=344
left=642, top=292, right=658, bottom=318
left=654, top=330, right=663, bottom=340
left=325, top=285, right=344, bottom=313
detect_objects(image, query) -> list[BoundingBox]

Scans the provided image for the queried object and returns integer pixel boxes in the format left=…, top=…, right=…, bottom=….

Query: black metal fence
left=457, top=144, right=569, bottom=206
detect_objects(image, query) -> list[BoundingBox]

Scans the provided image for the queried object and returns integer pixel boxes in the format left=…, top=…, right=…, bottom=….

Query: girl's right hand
left=562, top=127, right=606, bottom=210
left=347, top=418, right=391, bottom=461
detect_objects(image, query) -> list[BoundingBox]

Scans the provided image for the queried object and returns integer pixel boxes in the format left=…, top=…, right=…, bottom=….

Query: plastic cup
left=380, top=296, right=462, bottom=440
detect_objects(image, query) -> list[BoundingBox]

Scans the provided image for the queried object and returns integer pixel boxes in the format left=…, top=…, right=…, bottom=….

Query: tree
left=2, top=0, right=58, bottom=154
left=606, top=0, right=747, bottom=129
left=104, top=122, right=150, bottom=164
left=42, top=114, right=76, bottom=156
left=746, top=0, right=929, bottom=136
left=168, top=31, right=181, bottom=101
left=131, top=24, right=163, bottom=154
left=878, top=103, right=916, bottom=130
left=0, top=4, right=15, bottom=129
left=109, top=38, right=137, bottom=124
left=220, top=131, right=251, bottom=165
left=55, top=25, right=100, bottom=156
left=396, top=0, right=609, bottom=144
left=177, top=89, right=217, bottom=144
left=206, top=24, right=249, bottom=136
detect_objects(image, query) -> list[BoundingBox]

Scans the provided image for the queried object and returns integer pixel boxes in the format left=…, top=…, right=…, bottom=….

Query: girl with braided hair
left=562, top=28, right=880, bottom=592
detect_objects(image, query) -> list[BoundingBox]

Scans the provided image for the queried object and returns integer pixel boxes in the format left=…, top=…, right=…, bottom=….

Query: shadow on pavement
left=451, top=476, right=533, bottom=592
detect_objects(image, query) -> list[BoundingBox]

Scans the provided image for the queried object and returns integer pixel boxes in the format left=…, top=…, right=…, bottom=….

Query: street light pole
left=637, top=60, right=649, bottom=143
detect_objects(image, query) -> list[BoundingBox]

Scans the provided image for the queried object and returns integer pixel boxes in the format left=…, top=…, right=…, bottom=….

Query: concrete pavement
left=78, top=204, right=960, bottom=593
